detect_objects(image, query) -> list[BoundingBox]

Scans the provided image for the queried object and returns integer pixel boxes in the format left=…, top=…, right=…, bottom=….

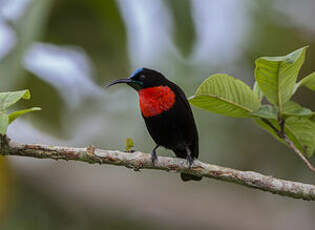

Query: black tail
left=180, top=173, right=202, bottom=182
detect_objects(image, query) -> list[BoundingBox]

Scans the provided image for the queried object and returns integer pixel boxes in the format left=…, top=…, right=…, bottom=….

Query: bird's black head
left=106, top=68, right=168, bottom=90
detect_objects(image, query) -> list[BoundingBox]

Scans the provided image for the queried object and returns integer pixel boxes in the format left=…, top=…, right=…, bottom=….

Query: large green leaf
left=255, top=117, right=315, bottom=157
left=255, top=46, right=307, bottom=112
left=0, top=113, right=9, bottom=135
left=282, top=101, right=315, bottom=118
left=0, top=90, right=31, bottom=111
left=8, top=107, right=41, bottom=124
left=295, top=72, right=315, bottom=93
left=189, top=74, right=261, bottom=117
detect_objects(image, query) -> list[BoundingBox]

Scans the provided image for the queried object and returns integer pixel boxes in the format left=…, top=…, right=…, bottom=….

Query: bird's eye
left=139, top=75, right=146, bottom=80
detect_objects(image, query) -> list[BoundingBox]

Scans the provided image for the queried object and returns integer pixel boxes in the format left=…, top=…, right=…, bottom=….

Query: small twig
left=261, top=118, right=315, bottom=173
left=0, top=135, right=315, bottom=201
left=278, top=118, right=285, bottom=138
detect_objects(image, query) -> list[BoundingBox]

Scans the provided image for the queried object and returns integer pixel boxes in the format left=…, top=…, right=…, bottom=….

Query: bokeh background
left=0, top=0, right=315, bottom=229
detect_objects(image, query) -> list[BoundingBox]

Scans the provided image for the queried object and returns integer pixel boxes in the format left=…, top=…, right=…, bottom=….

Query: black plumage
left=107, top=68, right=201, bottom=181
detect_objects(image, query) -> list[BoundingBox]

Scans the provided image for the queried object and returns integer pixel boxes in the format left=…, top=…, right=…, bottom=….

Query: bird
left=106, top=68, right=201, bottom=181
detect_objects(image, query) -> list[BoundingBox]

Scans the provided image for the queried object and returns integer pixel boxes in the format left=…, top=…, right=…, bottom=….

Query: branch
left=1, top=135, right=315, bottom=201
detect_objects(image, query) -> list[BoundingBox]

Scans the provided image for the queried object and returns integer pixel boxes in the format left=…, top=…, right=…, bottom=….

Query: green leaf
left=253, top=81, right=264, bottom=101
left=255, top=46, right=307, bottom=111
left=0, top=90, right=31, bottom=111
left=251, top=105, right=278, bottom=119
left=8, top=107, right=41, bottom=124
left=0, top=113, right=9, bottom=135
left=295, top=72, right=315, bottom=93
left=286, top=117, right=315, bottom=157
left=255, top=117, right=315, bottom=157
left=282, top=101, right=315, bottom=118
left=189, top=74, right=261, bottom=117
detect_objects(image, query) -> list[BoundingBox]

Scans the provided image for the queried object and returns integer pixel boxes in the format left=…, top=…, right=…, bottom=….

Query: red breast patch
left=139, top=86, right=175, bottom=117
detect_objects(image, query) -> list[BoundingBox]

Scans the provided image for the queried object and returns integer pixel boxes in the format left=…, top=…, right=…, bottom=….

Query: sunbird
left=107, top=68, right=201, bottom=181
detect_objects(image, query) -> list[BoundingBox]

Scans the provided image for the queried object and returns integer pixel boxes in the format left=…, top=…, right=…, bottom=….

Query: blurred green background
left=0, top=0, right=315, bottom=229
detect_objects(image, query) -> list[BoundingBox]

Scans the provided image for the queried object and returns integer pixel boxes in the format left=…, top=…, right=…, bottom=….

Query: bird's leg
left=185, top=146, right=194, bottom=168
left=151, top=144, right=160, bottom=165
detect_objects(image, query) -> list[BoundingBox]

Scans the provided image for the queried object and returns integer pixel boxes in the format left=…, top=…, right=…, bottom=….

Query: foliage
left=190, top=46, right=315, bottom=158
left=125, top=137, right=135, bottom=152
left=0, top=90, right=41, bottom=134
left=189, top=74, right=260, bottom=117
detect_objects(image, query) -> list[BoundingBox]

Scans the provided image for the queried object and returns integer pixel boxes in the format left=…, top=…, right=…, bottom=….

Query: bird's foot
left=151, top=150, right=158, bottom=165
left=151, top=145, right=160, bottom=165
left=186, top=154, right=194, bottom=168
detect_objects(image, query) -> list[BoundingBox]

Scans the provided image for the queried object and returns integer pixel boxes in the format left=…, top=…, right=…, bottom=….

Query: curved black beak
left=106, top=78, right=143, bottom=90
left=106, top=78, right=133, bottom=88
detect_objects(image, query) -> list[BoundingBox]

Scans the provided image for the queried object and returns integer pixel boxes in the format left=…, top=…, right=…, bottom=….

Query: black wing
left=167, top=80, right=199, bottom=158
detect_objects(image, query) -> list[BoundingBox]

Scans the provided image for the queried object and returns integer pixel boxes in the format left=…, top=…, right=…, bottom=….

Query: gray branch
left=1, top=135, right=314, bottom=201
